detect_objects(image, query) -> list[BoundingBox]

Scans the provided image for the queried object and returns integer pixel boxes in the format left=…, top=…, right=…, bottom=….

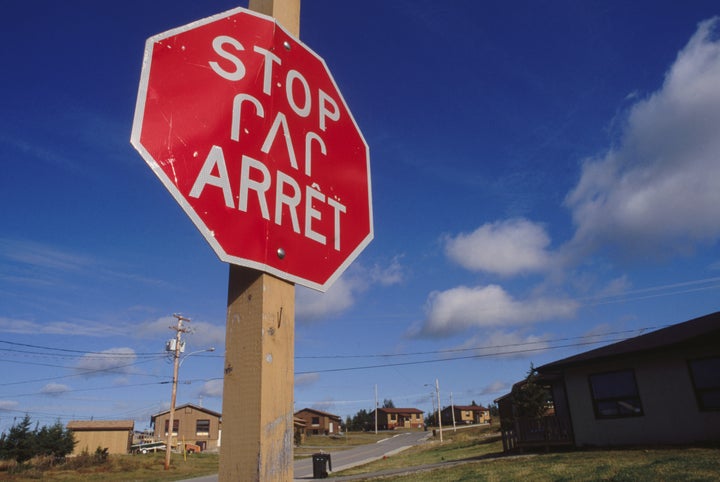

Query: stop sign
left=131, top=7, right=373, bottom=291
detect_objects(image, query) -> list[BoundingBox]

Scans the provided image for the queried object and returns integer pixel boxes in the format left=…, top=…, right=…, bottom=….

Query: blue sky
left=2, top=0, right=720, bottom=433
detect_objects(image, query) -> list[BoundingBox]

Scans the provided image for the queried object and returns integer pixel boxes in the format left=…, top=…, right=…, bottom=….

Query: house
left=372, top=408, right=424, bottom=430
left=294, top=408, right=342, bottom=435
left=67, top=420, right=134, bottom=455
left=441, top=404, right=490, bottom=426
left=151, top=403, right=222, bottom=451
left=496, top=312, right=720, bottom=451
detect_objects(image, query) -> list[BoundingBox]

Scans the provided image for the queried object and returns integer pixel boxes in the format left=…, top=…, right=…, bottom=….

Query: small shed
left=67, top=420, right=134, bottom=455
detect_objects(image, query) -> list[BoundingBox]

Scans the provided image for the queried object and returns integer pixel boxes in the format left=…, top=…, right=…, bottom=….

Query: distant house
left=294, top=416, right=307, bottom=444
left=441, top=405, right=490, bottom=426
left=294, top=408, right=342, bottom=435
left=496, top=312, right=720, bottom=451
left=67, top=420, right=134, bottom=455
left=373, top=408, right=424, bottom=430
left=151, top=403, right=222, bottom=451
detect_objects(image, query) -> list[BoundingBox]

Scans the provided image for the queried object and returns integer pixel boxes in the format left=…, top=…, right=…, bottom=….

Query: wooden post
left=219, top=2, right=299, bottom=480
left=249, top=0, right=301, bottom=37
left=219, top=267, right=295, bottom=481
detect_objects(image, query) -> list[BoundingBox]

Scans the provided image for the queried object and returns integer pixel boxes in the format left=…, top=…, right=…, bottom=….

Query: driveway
left=178, top=430, right=431, bottom=481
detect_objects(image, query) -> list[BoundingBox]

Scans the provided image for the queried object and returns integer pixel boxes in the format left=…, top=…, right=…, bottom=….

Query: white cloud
left=0, top=238, right=94, bottom=272
left=565, top=17, right=720, bottom=257
left=295, top=372, right=320, bottom=387
left=310, top=399, right=338, bottom=412
left=479, top=380, right=510, bottom=397
left=134, top=316, right=224, bottom=349
left=0, top=400, right=19, bottom=411
left=184, top=321, right=225, bottom=351
left=41, top=383, right=70, bottom=396
left=444, top=219, right=552, bottom=276
left=296, top=259, right=404, bottom=322
left=455, top=330, right=552, bottom=358
left=368, top=257, right=405, bottom=286
left=0, top=317, right=113, bottom=336
left=198, top=379, right=223, bottom=398
left=75, top=347, right=137, bottom=376
left=296, top=276, right=359, bottom=321
left=418, top=284, right=578, bottom=336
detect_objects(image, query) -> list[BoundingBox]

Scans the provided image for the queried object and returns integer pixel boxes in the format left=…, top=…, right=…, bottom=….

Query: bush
left=64, top=446, right=110, bottom=470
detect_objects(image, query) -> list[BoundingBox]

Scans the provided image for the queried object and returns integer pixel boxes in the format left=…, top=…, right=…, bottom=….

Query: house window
left=688, top=357, right=720, bottom=411
left=196, top=419, right=210, bottom=437
left=164, top=419, right=179, bottom=435
left=311, top=417, right=320, bottom=425
left=589, top=369, right=643, bottom=418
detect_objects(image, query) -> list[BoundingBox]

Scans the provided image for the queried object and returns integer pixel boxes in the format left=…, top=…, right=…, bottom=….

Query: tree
left=36, top=420, right=76, bottom=459
left=0, top=416, right=76, bottom=464
left=511, top=364, right=550, bottom=420
left=488, top=402, right=500, bottom=418
left=2, top=414, right=36, bottom=463
left=382, top=399, right=395, bottom=409
left=348, top=409, right=373, bottom=431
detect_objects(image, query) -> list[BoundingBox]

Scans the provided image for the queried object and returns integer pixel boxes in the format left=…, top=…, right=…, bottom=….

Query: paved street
left=178, top=430, right=431, bottom=481
left=295, top=430, right=430, bottom=479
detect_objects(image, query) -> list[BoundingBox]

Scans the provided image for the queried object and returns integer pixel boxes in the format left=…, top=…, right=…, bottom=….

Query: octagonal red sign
left=131, top=7, right=373, bottom=291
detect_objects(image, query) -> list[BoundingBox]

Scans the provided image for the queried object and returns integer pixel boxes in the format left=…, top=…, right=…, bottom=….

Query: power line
left=5, top=381, right=168, bottom=398
left=295, top=337, right=630, bottom=375
left=0, top=339, right=164, bottom=357
left=295, top=326, right=663, bottom=360
left=0, top=355, right=165, bottom=387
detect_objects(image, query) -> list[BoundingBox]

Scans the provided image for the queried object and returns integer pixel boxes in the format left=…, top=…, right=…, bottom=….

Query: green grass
left=349, top=448, right=720, bottom=481
left=334, top=426, right=502, bottom=477
left=333, top=428, right=720, bottom=482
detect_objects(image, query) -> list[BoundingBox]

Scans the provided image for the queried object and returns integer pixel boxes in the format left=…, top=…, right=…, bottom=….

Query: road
left=295, top=430, right=430, bottom=479
left=179, top=430, right=431, bottom=481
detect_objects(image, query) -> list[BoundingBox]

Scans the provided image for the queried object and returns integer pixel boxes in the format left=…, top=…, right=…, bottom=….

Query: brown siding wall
left=294, top=410, right=341, bottom=435
left=72, top=430, right=132, bottom=455
left=153, top=406, right=221, bottom=450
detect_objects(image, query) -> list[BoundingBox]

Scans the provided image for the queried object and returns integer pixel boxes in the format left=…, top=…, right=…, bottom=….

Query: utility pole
left=450, top=391, right=457, bottom=432
left=374, top=384, right=378, bottom=435
left=165, top=314, right=190, bottom=470
left=436, top=378, right=443, bottom=443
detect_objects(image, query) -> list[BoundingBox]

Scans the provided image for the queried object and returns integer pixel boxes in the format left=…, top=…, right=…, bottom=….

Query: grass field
left=344, top=447, right=720, bottom=481
left=1, top=427, right=718, bottom=481
left=0, top=452, right=219, bottom=481
left=334, top=426, right=720, bottom=481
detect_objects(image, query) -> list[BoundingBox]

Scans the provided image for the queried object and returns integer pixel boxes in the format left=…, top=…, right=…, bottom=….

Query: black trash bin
left=312, top=452, right=332, bottom=479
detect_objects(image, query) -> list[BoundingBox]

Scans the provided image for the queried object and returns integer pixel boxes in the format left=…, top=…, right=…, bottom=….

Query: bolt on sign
left=131, top=7, right=373, bottom=291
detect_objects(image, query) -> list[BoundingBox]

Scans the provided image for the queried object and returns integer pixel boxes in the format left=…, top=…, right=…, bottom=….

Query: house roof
left=67, top=420, right=134, bottom=431
left=449, top=405, right=488, bottom=412
left=538, top=311, right=720, bottom=373
left=294, top=407, right=342, bottom=421
left=376, top=407, right=424, bottom=414
left=150, top=403, right=222, bottom=422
